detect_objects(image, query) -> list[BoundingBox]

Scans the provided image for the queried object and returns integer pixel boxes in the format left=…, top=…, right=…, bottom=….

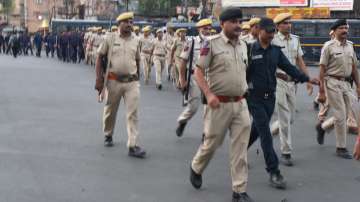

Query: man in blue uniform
left=45, top=32, right=56, bottom=57
left=33, top=31, right=43, bottom=57
left=246, top=18, right=318, bottom=189
left=60, top=31, right=70, bottom=62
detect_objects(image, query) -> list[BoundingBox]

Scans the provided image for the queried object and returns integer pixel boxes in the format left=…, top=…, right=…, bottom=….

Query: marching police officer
left=176, top=18, right=212, bottom=137
left=270, top=13, right=313, bottom=166
left=165, top=24, right=175, bottom=81
left=33, top=31, right=43, bottom=57
left=241, top=17, right=260, bottom=44
left=171, top=28, right=187, bottom=89
left=190, top=8, right=253, bottom=202
left=151, top=29, right=167, bottom=90
left=318, top=19, right=360, bottom=159
left=139, top=26, right=154, bottom=84
left=246, top=18, right=318, bottom=189
left=95, top=12, right=146, bottom=158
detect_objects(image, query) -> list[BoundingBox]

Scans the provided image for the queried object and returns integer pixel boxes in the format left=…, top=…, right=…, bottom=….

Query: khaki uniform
left=177, top=35, right=204, bottom=123
left=152, top=38, right=167, bottom=85
left=271, top=32, right=303, bottom=155
left=97, top=33, right=141, bottom=148
left=240, top=33, right=257, bottom=44
left=191, top=32, right=251, bottom=193
left=92, top=34, right=103, bottom=66
left=165, top=33, right=175, bottom=78
left=172, top=37, right=187, bottom=86
left=320, top=39, right=358, bottom=148
left=86, top=33, right=95, bottom=65
left=139, top=35, right=154, bottom=83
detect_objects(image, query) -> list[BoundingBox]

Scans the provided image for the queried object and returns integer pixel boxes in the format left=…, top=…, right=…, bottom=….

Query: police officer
left=190, top=8, right=253, bottom=202
left=33, top=31, right=43, bottom=57
left=175, top=18, right=212, bottom=137
left=241, top=22, right=250, bottom=37
left=133, top=26, right=140, bottom=37
left=0, top=32, right=4, bottom=54
left=269, top=13, right=313, bottom=166
left=139, top=26, right=154, bottom=84
left=246, top=18, right=318, bottom=189
left=165, top=24, right=175, bottom=81
left=318, top=19, right=360, bottom=159
left=171, top=28, right=187, bottom=89
left=151, top=29, right=167, bottom=90
left=241, top=17, right=260, bottom=44
left=95, top=12, right=146, bottom=158
left=92, top=27, right=103, bottom=66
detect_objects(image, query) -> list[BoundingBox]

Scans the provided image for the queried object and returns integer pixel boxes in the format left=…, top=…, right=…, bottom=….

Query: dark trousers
left=247, top=93, right=279, bottom=174
left=36, top=45, right=41, bottom=57
left=25, top=45, right=33, bottom=55
left=12, top=46, right=19, bottom=58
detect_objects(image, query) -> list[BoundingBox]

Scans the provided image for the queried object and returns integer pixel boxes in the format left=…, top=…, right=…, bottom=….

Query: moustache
left=234, top=28, right=241, bottom=32
left=342, top=32, right=348, bottom=35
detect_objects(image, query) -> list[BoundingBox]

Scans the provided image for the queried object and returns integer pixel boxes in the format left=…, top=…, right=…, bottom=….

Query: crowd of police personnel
left=2, top=7, right=360, bottom=202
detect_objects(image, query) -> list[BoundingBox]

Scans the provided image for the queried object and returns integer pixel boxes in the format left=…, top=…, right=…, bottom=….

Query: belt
left=328, top=75, right=352, bottom=82
left=216, top=95, right=245, bottom=103
left=142, top=50, right=152, bottom=54
left=108, top=72, right=139, bottom=83
left=249, top=90, right=274, bottom=99
left=154, top=54, right=165, bottom=57
left=276, top=72, right=293, bottom=82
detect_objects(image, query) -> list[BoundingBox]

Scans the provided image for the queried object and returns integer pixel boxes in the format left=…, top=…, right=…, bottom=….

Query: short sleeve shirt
left=196, top=32, right=248, bottom=96
left=172, top=37, right=186, bottom=58
left=152, top=38, right=167, bottom=56
left=139, top=35, right=153, bottom=53
left=179, top=35, right=204, bottom=65
left=320, top=39, right=357, bottom=77
left=97, top=32, right=140, bottom=75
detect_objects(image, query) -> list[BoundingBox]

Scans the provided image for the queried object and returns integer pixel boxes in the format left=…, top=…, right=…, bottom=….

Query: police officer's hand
left=353, top=137, right=360, bottom=160
left=207, top=93, right=220, bottom=109
left=306, top=83, right=313, bottom=96
left=308, top=78, right=320, bottom=85
left=95, top=78, right=104, bottom=93
left=318, top=91, right=326, bottom=103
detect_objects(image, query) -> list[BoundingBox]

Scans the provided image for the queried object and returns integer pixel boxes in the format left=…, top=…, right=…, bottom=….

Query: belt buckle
left=229, top=97, right=235, bottom=102
left=264, top=93, right=269, bottom=99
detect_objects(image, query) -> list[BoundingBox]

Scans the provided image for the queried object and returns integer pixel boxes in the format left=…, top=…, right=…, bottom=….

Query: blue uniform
left=69, top=31, right=79, bottom=63
left=34, top=33, right=43, bottom=57
left=60, top=32, right=70, bottom=62
left=246, top=41, right=309, bottom=175
left=45, top=33, right=56, bottom=57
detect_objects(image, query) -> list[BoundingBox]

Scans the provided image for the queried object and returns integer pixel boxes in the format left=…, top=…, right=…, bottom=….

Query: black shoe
left=128, top=146, right=146, bottom=158
left=232, top=192, right=254, bottom=202
left=313, top=101, right=319, bottom=110
left=336, top=148, right=352, bottom=159
left=269, top=172, right=286, bottom=189
left=190, top=166, right=202, bottom=189
left=176, top=121, right=187, bottom=137
left=156, top=84, right=162, bottom=90
left=281, top=154, right=294, bottom=167
left=104, top=136, right=113, bottom=147
left=316, top=122, right=325, bottom=145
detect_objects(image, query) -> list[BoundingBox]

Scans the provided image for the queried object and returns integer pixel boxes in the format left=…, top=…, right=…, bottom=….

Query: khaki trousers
left=141, top=54, right=152, bottom=83
left=173, top=58, right=181, bottom=87
left=326, top=78, right=354, bottom=148
left=103, top=80, right=140, bottom=148
left=153, top=56, right=165, bottom=85
left=191, top=100, right=251, bottom=193
left=274, top=79, right=296, bottom=155
left=177, top=78, right=201, bottom=123
left=166, top=50, right=173, bottom=79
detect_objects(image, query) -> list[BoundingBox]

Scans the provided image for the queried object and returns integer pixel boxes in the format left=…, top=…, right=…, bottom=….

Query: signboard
left=266, top=7, right=330, bottom=19
left=311, top=0, right=354, bottom=11
left=222, top=0, right=308, bottom=7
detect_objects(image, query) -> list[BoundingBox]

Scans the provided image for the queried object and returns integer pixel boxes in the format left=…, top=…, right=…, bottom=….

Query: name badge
left=252, top=54, right=263, bottom=60
left=114, top=43, right=121, bottom=46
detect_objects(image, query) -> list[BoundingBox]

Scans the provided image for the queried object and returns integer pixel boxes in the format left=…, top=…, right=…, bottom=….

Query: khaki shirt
left=240, top=33, right=256, bottom=44
left=320, top=39, right=357, bottom=77
left=139, top=35, right=153, bottom=54
left=197, top=32, right=248, bottom=96
left=97, top=32, right=140, bottom=76
left=165, top=33, right=175, bottom=51
left=152, top=38, right=167, bottom=56
left=92, top=34, right=102, bottom=47
left=172, top=37, right=186, bottom=58
left=272, top=32, right=303, bottom=74
left=179, top=35, right=205, bottom=64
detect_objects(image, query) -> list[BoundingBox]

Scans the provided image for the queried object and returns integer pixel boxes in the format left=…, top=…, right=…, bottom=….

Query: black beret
left=331, top=19, right=348, bottom=30
left=259, top=17, right=276, bottom=33
left=219, top=7, right=243, bottom=22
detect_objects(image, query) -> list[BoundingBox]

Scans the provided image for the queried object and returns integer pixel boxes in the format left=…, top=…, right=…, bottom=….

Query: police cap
left=331, top=19, right=348, bottom=30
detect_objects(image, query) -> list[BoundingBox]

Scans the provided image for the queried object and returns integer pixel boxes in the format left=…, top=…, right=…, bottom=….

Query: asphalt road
left=0, top=54, right=359, bottom=202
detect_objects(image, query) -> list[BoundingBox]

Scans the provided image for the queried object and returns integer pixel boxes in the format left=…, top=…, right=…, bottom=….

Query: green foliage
left=0, top=0, right=14, bottom=13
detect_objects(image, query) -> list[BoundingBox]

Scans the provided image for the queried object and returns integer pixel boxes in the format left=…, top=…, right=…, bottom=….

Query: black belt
left=248, top=90, right=274, bottom=99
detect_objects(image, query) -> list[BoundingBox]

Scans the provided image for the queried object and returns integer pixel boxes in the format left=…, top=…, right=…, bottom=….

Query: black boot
left=176, top=121, right=187, bottom=137
left=232, top=192, right=254, bottom=202
left=269, top=171, right=286, bottom=189
left=281, top=154, right=293, bottom=167
left=190, top=166, right=202, bottom=189
left=128, top=146, right=146, bottom=158
left=336, top=148, right=352, bottom=159
left=104, top=136, right=113, bottom=147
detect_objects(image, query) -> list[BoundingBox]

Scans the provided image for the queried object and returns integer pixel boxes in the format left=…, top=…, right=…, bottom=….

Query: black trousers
left=247, top=92, right=280, bottom=174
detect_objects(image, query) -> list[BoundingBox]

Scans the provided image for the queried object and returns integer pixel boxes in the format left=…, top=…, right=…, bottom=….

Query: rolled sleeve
left=97, top=37, right=108, bottom=56
left=319, top=45, right=329, bottom=66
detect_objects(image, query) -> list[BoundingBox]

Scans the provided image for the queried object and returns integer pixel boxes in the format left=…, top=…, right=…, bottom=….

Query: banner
left=222, top=0, right=308, bottom=7
left=266, top=7, right=330, bottom=19
left=311, top=0, right=354, bottom=11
